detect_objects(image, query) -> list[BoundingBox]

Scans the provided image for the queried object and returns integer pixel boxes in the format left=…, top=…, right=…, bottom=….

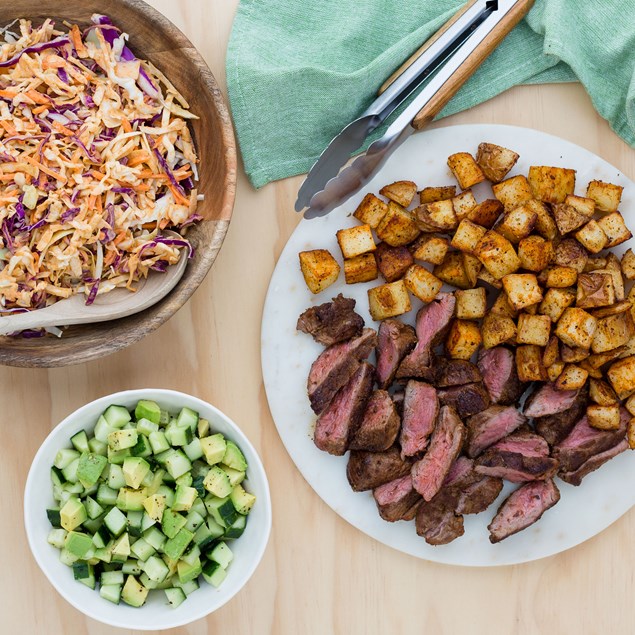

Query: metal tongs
left=295, top=0, right=534, bottom=218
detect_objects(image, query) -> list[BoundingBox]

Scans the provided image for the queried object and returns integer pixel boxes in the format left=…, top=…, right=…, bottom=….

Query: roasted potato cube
left=604, top=253, right=625, bottom=300
left=619, top=334, right=635, bottom=359
left=587, top=404, right=621, bottom=430
left=379, top=180, right=417, bottom=207
left=462, top=253, right=482, bottom=288
left=415, top=199, right=458, bottom=232
left=446, top=319, right=482, bottom=360
left=447, top=152, right=485, bottom=190
left=482, top=313, right=517, bottom=349
left=474, top=231, right=521, bottom=279
left=553, top=203, right=588, bottom=235
left=475, top=142, right=519, bottom=183
left=574, top=220, right=608, bottom=254
left=492, top=291, right=518, bottom=318
left=492, top=175, right=533, bottom=212
left=555, top=364, right=588, bottom=390
left=625, top=393, right=635, bottom=416
left=565, top=194, right=595, bottom=218
left=589, top=378, right=618, bottom=406
left=433, top=251, right=471, bottom=290
left=621, top=249, right=635, bottom=280
left=410, top=234, right=449, bottom=265
left=344, top=253, right=378, bottom=284
left=524, top=302, right=538, bottom=314
left=299, top=249, right=341, bottom=294
left=629, top=418, right=635, bottom=449
left=592, top=312, right=634, bottom=354
left=477, top=267, right=503, bottom=289
left=588, top=347, right=627, bottom=369
left=560, top=344, right=590, bottom=363
left=353, top=193, right=388, bottom=228
left=452, top=189, right=477, bottom=220
left=555, top=307, right=597, bottom=348
left=495, top=206, right=537, bottom=243
left=539, top=287, right=576, bottom=322
left=376, top=202, right=420, bottom=246
left=455, top=287, right=487, bottom=319
left=543, top=335, right=560, bottom=367
left=578, top=359, right=603, bottom=379
left=336, top=224, right=376, bottom=259
left=597, top=212, right=632, bottom=248
left=367, top=280, right=411, bottom=321
left=584, top=257, right=608, bottom=272
left=545, top=266, right=578, bottom=288
left=419, top=186, right=456, bottom=204
left=528, top=166, right=576, bottom=204
left=502, top=273, right=543, bottom=310
left=403, top=264, right=442, bottom=303
left=553, top=238, right=589, bottom=274
left=608, top=355, right=635, bottom=398
left=451, top=219, right=487, bottom=253
left=586, top=180, right=623, bottom=213
left=518, top=235, right=553, bottom=272
left=593, top=300, right=632, bottom=319
left=517, top=313, right=551, bottom=346
left=516, top=345, right=548, bottom=382
left=547, top=361, right=566, bottom=382
left=576, top=272, right=615, bottom=309
left=526, top=199, right=558, bottom=241
left=467, top=199, right=504, bottom=228
left=374, top=242, right=413, bottom=282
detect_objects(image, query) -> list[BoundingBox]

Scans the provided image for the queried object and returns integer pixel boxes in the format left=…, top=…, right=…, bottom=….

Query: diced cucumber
left=191, top=497, right=207, bottom=518
left=61, top=457, right=80, bottom=483
left=201, top=434, right=226, bottom=465
left=101, top=570, right=124, bottom=586
left=161, top=509, right=187, bottom=539
left=51, top=466, right=65, bottom=487
left=141, top=512, right=156, bottom=532
left=202, top=559, right=227, bottom=588
left=131, top=434, right=152, bottom=458
left=88, top=437, right=108, bottom=456
left=164, top=587, right=186, bottom=608
left=157, top=484, right=175, bottom=508
left=175, top=472, right=193, bottom=488
left=149, top=430, right=170, bottom=455
left=122, top=560, right=142, bottom=575
left=204, top=496, right=238, bottom=528
left=136, top=418, right=159, bottom=436
left=176, top=407, right=198, bottom=431
left=164, top=450, right=191, bottom=480
left=103, top=506, right=127, bottom=537
left=182, top=544, right=201, bottom=566
left=108, top=464, right=125, bottom=490
left=130, top=537, right=156, bottom=562
left=107, top=446, right=131, bottom=465
left=70, top=430, right=89, bottom=453
left=209, top=541, right=233, bottom=569
left=177, top=557, right=202, bottom=584
left=165, top=420, right=193, bottom=447
left=223, top=441, right=248, bottom=471
left=143, top=526, right=167, bottom=551
left=81, top=516, right=104, bottom=534
left=143, top=555, right=170, bottom=583
left=47, top=528, right=68, bottom=549
left=103, top=405, right=132, bottom=429
left=174, top=577, right=199, bottom=595
left=163, top=528, right=194, bottom=560
left=121, top=575, right=148, bottom=607
left=94, top=415, right=116, bottom=443
left=127, top=510, right=143, bottom=531
left=94, top=546, right=113, bottom=563
left=47, top=508, right=61, bottom=528
left=54, top=448, right=80, bottom=470
left=78, top=566, right=96, bottom=589
left=62, top=481, right=83, bottom=495
left=92, top=525, right=110, bottom=549
left=72, top=561, right=91, bottom=580
left=193, top=520, right=220, bottom=552
left=59, top=547, right=79, bottom=566
left=203, top=466, right=232, bottom=498
left=100, top=583, right=122, bottom=604
left=111, top=533, right=131, bottom=562
left=184, top=510, right=205, bottom=533
left=230, top=484, right=256, bottom=515
left=224, top=514, right=247, bottom=540
left=159, top=409, right=171, bottom=426
left=183, top=437, right=204, bottom=461
left=116, top=487, right=146, bottom=512
left=96, top=484, right=118, bottom=507
left=84, top=496, right=104, bottom=520
left=191, top=475, right=206, bottom=498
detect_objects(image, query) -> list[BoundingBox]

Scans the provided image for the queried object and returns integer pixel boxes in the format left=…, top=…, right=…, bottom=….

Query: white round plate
left=261, top=124, right=635, bottom=566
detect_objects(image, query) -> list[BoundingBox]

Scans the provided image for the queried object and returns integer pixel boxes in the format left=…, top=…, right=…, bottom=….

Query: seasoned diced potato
left=410, top=234, right=450, bottom=265
left=545, top=266, right=578, bottom=288
left=539, top=287, right=576, bottom=322
left=367, top=280, right=412, bottom=321
left=299, top=249, right=341, bottom=294
left=547, top=361, right=565, bottom=382
left=379, top=180, right=417, bottom=207
left=628, top=418, right=635, bottom=449
left=403, top=264, right=443, bottom=303
left=353, top=193, right=388, bottom=228
left=574, top=220, right=608, bottom=254
left=555, top=364, right=588, bottom=391
left=344, top=253, right=378, bottom=284
left=543, top=335, right=560, bottom=367
left=560, top=344, right=589, bottom=363
left=553, top=238, right=588, bottom=273
left=603, top=253, right=625, bottom=300
left=524, top=302, right=538, bottom=314
left=578, top=359, right=603, bottom=379
left=495, top=206, right=537, bottom=243
left=553, top=203, right=587, bottom=235
left=526, top=199, right=558, bottom=241
left=516, top=345, right=548, bottom=382
left=475, top=142, right=519, bottom=183
left=452, top=190, right=477, bottom=220
left=576, top=272, right=615, bottom=308
left=528, top=166, right=576, bottom=204
left=482, top=313, right=517, bottom=349
left=376, top=202, right=420, bottom=247
left=374, top=242, right=413, bottom=282
left=565, top=194, right=595, bottom=218
left=433, top=251, right=471, bottom=290
left=455, top=287, right=487, bottom=319
left=597, top=212, right=632, bottom=248
left=419, top=186, right=456, bottom=204
left=592, top=312, right=634, bottom=354
left=446, top=319, right=482, bottom=360
left=587, top=347, right=627, bottom=369
left=619, top=334, right=635, bottom=359
left=477, top=268, right=503, bottom=289
left=462, top=253, right=482, bottom=288
left=593, top=300, right=631, bottom=318
left=625, top=393, right=635, bottom=416
left=474, top=231, right=521, bottom=280
left=584, top=257, right=608, bottom=272
left=447, top=152, right=485, bottom=190
left=466, top=199, right=504, bottom=228
left=415, top=199, right=458, bottom=232
left=491, top=291, right=518, bottom=318
left=589, top=378, right=618, bottom=406
left=518, top=235, right=553, bottom=272
left=587, top=404, right=621, bottom=430
left=492, top=175, right=533, bottom=212
left=451, top=219, right=487, bottom=253
left=336, top=224, right=376, bottom=259
left=621, top=249, right=635, bottom=280
left=502, top=273, right=543, bottom=310
left=586, top=180, right=623, bottom=213
left=555, top=307, right=597, bottom=348
left=517, top=313, right=551, bottom=346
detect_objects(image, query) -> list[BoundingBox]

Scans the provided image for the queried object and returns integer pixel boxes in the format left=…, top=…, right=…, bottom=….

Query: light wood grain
left=2, top=1, right=635, bottom=634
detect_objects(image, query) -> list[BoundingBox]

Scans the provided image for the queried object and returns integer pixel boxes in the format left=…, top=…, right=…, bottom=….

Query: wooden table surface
left=4, top=1, right=635, bottom=633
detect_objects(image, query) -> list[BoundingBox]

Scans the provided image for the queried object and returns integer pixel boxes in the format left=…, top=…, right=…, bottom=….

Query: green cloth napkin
left=226, top=0, right=635, bottom=189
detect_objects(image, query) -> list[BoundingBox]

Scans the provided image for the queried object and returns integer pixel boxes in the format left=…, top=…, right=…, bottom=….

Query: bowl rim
left=24, top=389, right=271, bottom=630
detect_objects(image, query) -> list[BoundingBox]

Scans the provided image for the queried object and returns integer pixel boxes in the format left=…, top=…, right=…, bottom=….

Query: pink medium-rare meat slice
left=314, top=362, right=374, bottom=456
left=349, top=390, right=400, bottom=452
left=492, top=428, right=550, bottom=457
left=455, top=477, right=503, bottom=515
left=396, top=293, right=456, bottom=379
left=443, top=455, right=475, bottom=487
left=376, top=319, right=417, bottom=389
left=307, top=328, right=377, bottom=414
left=437, top=382, right=491, bottom=418
left=415, top=489, right=465, bottom=545
left=399, top=381, right=439, bottom=458
left=297, top=294, right=364, bottom=346
left=474, top=450, right=559, bottom=483
left=434, top=359, right=482, bottom=388
left=373, top=475, right=422, bottom=522
left=523, top=383, right=580, bottom=418
left=533, top=385, right=589, bottom=447
left=488, top=479, right=561, bottom=543
left=466, top=405, right=527, bottom=458
left=477, top=347, right=525, bottom=405
left=559, top=439, right=629, bottom=486
left=411, top=406, right=466, bottom=501
left=346, top=445, right=412, bottom=492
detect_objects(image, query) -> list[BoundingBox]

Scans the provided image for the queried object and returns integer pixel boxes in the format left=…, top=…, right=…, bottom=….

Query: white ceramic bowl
left=24, top=389, right=271, bottom=630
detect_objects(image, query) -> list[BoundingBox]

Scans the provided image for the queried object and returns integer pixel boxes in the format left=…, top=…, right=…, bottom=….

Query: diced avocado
left=221, top=464, right=245, bottom=487
left=70, top=430, right=89, bottom=453
left=197, top=418, right=210, bottom=439
left=163, top=528, right=194, bottom=560
left=84, top=496, right=104, bottom=520
left=164, top=450, right=191, bottom=480
left=103, top=506, right=128, bottom=536
left=144, top=468, right=166, bottom=496
left=108, top=429, right=138, bottom=452
left=100, top=584, right=122, bottom=604
left=143, top=494, right=166, bottom=522
left=209, top=541, right=233, bottom=569
left=135, top=400, right=161, bottom=424
left=201, top=434, right=226, bottom=465
left=164, top=587, right=186, bottom=608
left=177, top=557, right=202, bottom=584
left=230, top=484, right=256, bottom=515
left=202, top=559, right=227, bottom=588
left=157, top=484, right=175, bottom=508
left=47, top=508, right=61, bottom=528
left=121, top=575, right=149, bottom=608
left=176, top=407, right=199, bottom=431
left=60, top=496, right=87, bottom=531
left=116, top=487, right=146, bottom=512
left=122, top=456, right=151, bottom=489
left=111, top=533, right=131, bottom=562
left=65, top=531, right=93, bottom=558
left=172, top=485, right=197, bottom=512
left=203, top=466, right=232, bottom=498
left=143, top=555, right=170, bottom=583
left=103, top=404, right=132, bottom=429
left=223, top=441, right=248, bottom=471
left=161, top=508, right=187, bottom=539
left=77, top=452, right=108, bottom=488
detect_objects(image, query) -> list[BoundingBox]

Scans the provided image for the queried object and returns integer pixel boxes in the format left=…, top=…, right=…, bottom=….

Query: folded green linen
left=226, top=0, right=635, bottom=188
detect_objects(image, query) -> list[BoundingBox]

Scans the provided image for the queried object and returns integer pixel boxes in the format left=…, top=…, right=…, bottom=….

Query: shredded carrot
left=26, top=90, right=51, bottom=105
left=0, top=120, right=17, bottom=136
left=51, top=121, right=75, bottom=137
left=70, top=24, right=87, bottom=58
left=22, top=155, right=66, bottom=183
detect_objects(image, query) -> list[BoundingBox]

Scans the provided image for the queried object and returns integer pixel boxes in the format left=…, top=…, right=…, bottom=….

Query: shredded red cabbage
left=86, top=279, right=100, bottom=305
left=139, top=236, right=194, bottom=259
left=0, top=35, right=70, bottom=68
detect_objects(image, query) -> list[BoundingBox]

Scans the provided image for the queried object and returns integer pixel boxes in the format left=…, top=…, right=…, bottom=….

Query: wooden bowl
left=0, top=0, right=236, bottom=367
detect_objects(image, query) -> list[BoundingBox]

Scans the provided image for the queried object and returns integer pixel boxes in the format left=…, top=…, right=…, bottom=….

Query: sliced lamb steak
left=523, top=383, right=580, bottom=418
left=411, top=406, right=466, bottom=501
left=396, top=293, right=456, bottom=379
left=435, top=359, right=482, bottom=388
left=307, top=328, right=377, bottom=414
left=492, top=427, right=550, bottom=456
left=474, top=450, right=559, bottom=483
left=376, top=319, right=417, bottom=389
left=437, top=382, right=491, bottom=418
left=347, top=445, right=412, bottom=492
left=559, top=439, right=629, bottom=486
left=456, top=477, right=503, bottom=515
left=297, top=294, right=364, bottom=346
left=488, top=479, right=560, bottom=543
left=466, top=405, right=527, bottom=458
left=477, top=347, right=525, bottom=405
left=415, top=489, right=465, bottom=545
left=443, top=455, right=476, bottom=487
left=349, top=390, right=400, bottom=452
left=400, top=381, right=439, bottom=458
left=314, top=362, right=374, bottom=455
left=373, top=475, right=422, bottom=522
left=533, top=385, right=589, bottom=447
